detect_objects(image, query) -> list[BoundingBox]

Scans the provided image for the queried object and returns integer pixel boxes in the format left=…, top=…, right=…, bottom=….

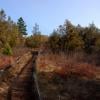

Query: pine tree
left=32, top=23, right=40, bottom=35
left=62, top=20, right=84, bottom=52
left=17, top=17, right=27, bottom=36
left=83, top=23, right=99, bottom=53
left=0, top=9, right=6, bottom=21
left=48, top=30, right=60, bottom=52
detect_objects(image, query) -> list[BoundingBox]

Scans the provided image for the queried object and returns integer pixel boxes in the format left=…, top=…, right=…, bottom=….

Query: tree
left=0, top=10, right=20, bottom=49
left=48, top=20, right=85, bottom=53
left=60, top=20, right=84, bottom=52
left=83, top=23, right=99, bottom=53
left=0, top=9, right=6, bottom=21
left=48, top=30, right=61, bottom=52
left=57, top=25, right=66, bottom=35
left=17, top=17, right=27, bottom=36
left=32, top=23, right=40, bottom=35
left=0, top=19, right=19, bottom=47
left=29, top=23, right=41, bottom=48
left=26, top=35, right=48, bottom=48
left=3, top=43, right=13, bottom=55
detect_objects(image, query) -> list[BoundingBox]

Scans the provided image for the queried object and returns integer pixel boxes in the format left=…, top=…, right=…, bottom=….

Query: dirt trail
left=0, top=51, right=41, bottom=100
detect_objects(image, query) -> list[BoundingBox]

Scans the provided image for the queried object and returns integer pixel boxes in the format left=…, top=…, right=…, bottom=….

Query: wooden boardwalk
left=6, top=51, right=41, bottom=100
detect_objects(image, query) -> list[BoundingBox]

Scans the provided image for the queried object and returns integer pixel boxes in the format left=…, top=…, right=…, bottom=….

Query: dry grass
left=12, top=46, right=30, bottom=57
left=37, top=52, right=100, bottom=100
left=0, top=56, right=14, bottom=69
left=0, top=47, right=30, bottom=70
left=37, top=52, right=100, bottom=79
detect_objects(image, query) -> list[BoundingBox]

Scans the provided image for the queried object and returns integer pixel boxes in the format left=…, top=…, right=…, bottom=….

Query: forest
left=0, top=9, right=100, bottom=55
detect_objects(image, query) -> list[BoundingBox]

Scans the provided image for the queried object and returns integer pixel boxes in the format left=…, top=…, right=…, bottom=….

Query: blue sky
left=0, top=0, right=100, bottom=35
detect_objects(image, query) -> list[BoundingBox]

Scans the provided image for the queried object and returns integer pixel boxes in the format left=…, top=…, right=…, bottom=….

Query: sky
left=0, top=0, right=100, bottom=35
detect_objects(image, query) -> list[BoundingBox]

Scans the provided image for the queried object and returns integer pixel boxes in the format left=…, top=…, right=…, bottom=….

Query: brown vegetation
left=0, top=56, right=13, bottom=69
left=37, top=52, right=100, bottom=79
left=38, top=72, right=100, bottom=100
left=37, top=52, right=100, bottom=100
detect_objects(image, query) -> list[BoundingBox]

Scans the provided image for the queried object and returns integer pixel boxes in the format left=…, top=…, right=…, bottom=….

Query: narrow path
left=7, top=52, right=40, bottom=100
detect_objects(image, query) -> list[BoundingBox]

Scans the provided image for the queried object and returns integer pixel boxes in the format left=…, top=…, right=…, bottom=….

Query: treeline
left=1, top=9, right=100, bottom=55
left=48, top=20, right=100, bottom=54
left=0, top=9, right=28, bottom=55
left=25, top=23, right=48, bottom=48
left=0, top=9, right=47, bottom=55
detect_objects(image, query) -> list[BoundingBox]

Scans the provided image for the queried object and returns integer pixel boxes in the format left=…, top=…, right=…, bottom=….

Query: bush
left=26, top=36, right=41, bottom=48
left=2, top=43, right=13, bottom=55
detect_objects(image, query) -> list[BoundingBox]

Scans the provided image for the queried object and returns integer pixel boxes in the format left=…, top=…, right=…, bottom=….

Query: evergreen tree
left=17, top=17, right=27, bottom=36
left=0, top=9, right=6, bottom=21
left=32, top=23, right=40, bottom=35
left=61, top=20, right=84, bottom=52
left=83, top=23, right=99, bottom=53
left=0, top=9, right=20, bottom=49
left=48, top=30, right=61, bottom=52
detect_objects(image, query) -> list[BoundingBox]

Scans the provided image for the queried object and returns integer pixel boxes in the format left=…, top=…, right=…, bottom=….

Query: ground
left=38, top=72, right=100, bottom=100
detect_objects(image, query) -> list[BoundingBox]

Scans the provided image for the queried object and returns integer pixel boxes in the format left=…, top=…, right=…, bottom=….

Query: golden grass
left=37, top=52, right=100, bottom=79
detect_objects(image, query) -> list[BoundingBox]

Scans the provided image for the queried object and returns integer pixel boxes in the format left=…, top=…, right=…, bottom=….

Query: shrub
left=2, top=43, right=13, bottom=55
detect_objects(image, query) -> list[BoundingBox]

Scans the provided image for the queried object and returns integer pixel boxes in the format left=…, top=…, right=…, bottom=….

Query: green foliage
left=26, top=23, right=48, bottom=48
left=95, top=36, right=100, bottom=52
left=48, top=20, right=84, bottom=53
left=48, top=20, right=100, bottom=54
left=26, top=36, right=36, bottom=48
left=0, top=9, right=100, bottom=55
left=26, top=33, right=48, bottom=48
left=0, top=9, right=6, bottom=21
left=25, top=35, right=41, bottom=48
left=48, top=30, right=61, bottom=52
left=83, top=23, right=100, bottom=53
left=0, top=9, right=24, bottom=55
left=0, top=18, right=19, bottom=48
left=3, top=43, right=13, bottom=55
left=17, top=17, right=27, bottom=36
left=64, top=20, right=84, bottom=51
left=32, top=23, right=40, bottom=35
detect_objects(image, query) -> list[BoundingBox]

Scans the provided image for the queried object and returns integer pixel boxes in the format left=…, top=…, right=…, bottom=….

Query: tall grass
left=37, top=52, right=100, bottom=78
